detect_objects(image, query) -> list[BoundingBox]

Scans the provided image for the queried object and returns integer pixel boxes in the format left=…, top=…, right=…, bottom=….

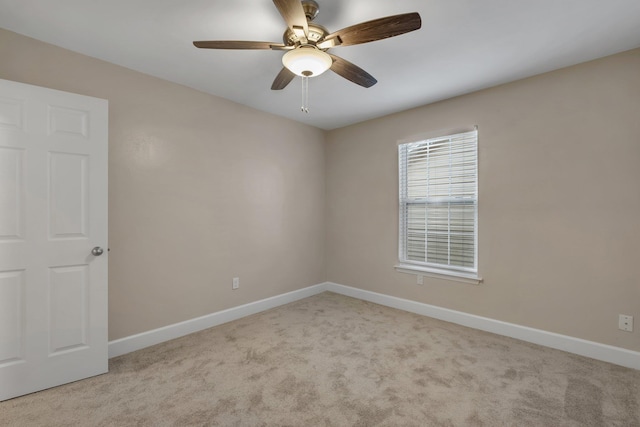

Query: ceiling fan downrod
left=301, top=0, right=319, bottom=21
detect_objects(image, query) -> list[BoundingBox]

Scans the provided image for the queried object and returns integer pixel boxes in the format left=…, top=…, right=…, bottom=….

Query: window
left=397, top=129, right=480, bottom=283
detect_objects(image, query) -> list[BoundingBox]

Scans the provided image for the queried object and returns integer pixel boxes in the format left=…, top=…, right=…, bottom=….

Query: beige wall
left=326, top=48, right=640, bottom=352
left=0, top=28, right=326, bottom=340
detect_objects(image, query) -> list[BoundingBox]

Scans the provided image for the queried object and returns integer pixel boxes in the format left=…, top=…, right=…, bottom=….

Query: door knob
left=91, top=247, right=104, bottom=256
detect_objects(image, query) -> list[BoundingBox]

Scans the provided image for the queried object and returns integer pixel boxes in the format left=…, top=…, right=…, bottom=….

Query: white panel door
left=0, top=79, right=108, bottom=401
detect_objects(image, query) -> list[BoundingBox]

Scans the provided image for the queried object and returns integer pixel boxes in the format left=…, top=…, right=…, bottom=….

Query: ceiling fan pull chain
left=304, top=76, right=309, bottom=113
left=301, top=75, right=309, bottom=113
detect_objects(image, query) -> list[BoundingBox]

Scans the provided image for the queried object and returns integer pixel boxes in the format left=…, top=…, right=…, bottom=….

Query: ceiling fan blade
left=318, top=12, right=421, bottom=49
left=272, top=0, right=308, bottom=38
left=271, top=67, right=296, bottom=90
left=193, top=41, right=290, bottom=50
left=329, top=54, right=377, bottom=88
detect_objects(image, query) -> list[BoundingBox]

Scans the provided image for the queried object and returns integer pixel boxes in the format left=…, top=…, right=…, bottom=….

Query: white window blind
left=398, top=130, right=478, bottom=274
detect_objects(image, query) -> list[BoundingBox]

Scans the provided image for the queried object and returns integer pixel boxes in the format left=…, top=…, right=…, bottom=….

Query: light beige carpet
left=1, top=292, right=639, bottom=426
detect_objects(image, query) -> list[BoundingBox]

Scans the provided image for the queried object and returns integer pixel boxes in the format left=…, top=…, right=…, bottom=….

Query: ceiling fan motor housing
left=282, top=0, right=325, bottom=47
left=283, top=22, right=329, bottom=46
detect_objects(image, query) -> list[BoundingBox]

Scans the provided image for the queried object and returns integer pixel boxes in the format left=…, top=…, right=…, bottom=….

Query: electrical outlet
left=619, top=314, right=633, bottom=332
left=417, top=275, right=423, bottom=285
left=232, top=277, right=239, bottom=290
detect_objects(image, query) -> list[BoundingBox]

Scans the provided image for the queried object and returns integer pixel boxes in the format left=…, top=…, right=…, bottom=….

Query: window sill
left=394, top=263, right=483, bottom=285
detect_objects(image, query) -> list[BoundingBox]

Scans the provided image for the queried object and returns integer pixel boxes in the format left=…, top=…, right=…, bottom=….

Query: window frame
left=395, top=129, right=482, bottom=284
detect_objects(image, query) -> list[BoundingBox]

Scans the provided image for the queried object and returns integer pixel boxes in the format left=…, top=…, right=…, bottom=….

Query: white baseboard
left=108, top=284, right=326, bottom=358
left=324, top=282, right=640, bottom=371
left=109, top=281, right=639, bottom=370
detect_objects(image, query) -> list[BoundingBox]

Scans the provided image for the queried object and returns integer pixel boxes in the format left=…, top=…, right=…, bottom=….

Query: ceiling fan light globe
left=282, top=48, right=332, bottom=77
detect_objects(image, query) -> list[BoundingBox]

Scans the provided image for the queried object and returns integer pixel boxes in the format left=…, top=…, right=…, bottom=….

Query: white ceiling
left=1, top=0, right=639, bottom=130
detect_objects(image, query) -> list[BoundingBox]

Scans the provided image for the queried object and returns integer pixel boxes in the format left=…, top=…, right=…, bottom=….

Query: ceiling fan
left=193, top=0, right=422, bottom=90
